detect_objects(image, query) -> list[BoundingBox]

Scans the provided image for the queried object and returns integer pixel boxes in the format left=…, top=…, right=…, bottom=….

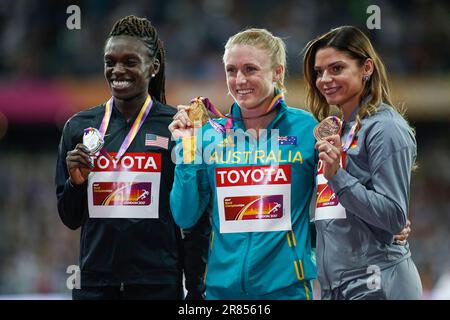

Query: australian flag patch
left=278, top=136, right=297, bottom=146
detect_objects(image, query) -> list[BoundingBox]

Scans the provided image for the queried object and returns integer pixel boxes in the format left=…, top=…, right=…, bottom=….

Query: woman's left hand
left=315, top=134, right=342, bottom=181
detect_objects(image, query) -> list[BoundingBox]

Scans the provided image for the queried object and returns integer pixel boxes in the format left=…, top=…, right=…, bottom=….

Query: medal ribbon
left=194, top=91, right=284, bottom=133
left=341, top=97, right=371, bottom=152
left=341, top=121, right=358, bottom=152
left=100, top=95, right=153, bottom=160
left=328, top=116, right=342, bottom=130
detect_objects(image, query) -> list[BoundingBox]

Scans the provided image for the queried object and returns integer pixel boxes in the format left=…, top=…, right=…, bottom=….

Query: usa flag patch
left=145, top=133, right=169, bottom=149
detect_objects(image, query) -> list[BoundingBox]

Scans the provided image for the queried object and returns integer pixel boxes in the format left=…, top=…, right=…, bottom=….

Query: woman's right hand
left=168, top=105, right=196, bottom=139
left=66, top=143, right=92, bottom=185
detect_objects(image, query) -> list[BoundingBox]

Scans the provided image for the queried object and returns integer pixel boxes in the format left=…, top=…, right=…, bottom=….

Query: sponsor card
left=224, top=195, right=283, bottom=220
left=92, top=182, right=151, bottom=206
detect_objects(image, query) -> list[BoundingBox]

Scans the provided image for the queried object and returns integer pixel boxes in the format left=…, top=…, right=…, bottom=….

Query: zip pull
left=120, top=282, right=124, bottom=292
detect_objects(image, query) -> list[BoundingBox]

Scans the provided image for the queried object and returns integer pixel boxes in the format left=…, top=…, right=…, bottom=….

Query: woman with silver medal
left=56, top=16, right=209, bottom=300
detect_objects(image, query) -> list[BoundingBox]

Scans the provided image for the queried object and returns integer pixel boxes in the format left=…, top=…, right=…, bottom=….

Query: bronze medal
left=313, top=116, right=342, bottom=141
left=188, top=98, right=210, bottom=127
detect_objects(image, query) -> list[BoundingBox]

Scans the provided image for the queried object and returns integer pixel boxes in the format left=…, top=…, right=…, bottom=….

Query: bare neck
left=114, top=93, right=148, bottom=122
left=242, top=111, right=277, bottom=137
left=340, top=101, right=360, bottom=122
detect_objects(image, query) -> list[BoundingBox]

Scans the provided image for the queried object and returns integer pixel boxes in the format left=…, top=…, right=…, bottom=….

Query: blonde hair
left=303, top=26, right=406, bottom=131
left=223, top=28, right=287, bottom=93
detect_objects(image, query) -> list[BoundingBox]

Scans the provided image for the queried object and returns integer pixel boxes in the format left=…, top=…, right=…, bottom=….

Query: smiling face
left=104, top=35, right=158, bottom=101
left=224, top=44, right=282, bottom=116
left=314, top=47, right=371, bottom=114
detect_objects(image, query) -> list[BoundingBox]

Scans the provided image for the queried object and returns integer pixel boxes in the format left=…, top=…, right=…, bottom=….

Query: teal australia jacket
left=170, top=99, right=318, bottom=298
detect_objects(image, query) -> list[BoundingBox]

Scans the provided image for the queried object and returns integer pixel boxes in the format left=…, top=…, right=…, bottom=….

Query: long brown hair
left=303, top=26, right=403, bottom=132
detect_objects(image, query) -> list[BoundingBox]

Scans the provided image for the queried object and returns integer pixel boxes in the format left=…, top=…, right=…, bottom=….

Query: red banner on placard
left=92, top=152, right=161, bottom=172
left=215, top=165, right=291, bottom=187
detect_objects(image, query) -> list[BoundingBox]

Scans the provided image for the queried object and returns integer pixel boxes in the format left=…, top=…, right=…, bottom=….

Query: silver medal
left=83, top=127, right=104, bottom=155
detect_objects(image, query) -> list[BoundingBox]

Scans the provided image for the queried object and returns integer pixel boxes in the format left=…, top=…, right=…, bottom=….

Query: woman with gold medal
left=169, top=28, right=318, bottom=300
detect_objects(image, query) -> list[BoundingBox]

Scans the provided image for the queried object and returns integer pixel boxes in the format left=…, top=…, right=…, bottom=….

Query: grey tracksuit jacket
left=315, top=103, right=417, bottom=291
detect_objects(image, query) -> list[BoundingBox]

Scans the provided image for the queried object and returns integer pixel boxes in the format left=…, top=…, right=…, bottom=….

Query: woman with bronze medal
left=303, top=26, right=422, bottom=299
left=55, top=16, right=209, bottom=300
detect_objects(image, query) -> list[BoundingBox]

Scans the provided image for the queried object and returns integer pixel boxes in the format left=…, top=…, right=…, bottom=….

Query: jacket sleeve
left=309, top=149, right=319, bottom=249
left=328, top=120, right=416, bottom=235
left=170, top=138, right=211, bottom=229
left=182, top=209, right=211, bottom=300
left=55, top=119, right=88, bottom=230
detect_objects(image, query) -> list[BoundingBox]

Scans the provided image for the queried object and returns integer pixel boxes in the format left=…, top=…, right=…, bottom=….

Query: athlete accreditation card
left=215, top=164, right=292, bottom=233
left=87, top=152, right=161, bottom=218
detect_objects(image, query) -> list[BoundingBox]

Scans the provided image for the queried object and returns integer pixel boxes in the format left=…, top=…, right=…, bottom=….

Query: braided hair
left=108, top=15, right=166, bottom=104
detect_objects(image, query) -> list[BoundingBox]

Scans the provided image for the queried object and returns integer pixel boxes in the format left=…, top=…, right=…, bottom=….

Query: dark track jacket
left=55, top=98, right=209, bottom=297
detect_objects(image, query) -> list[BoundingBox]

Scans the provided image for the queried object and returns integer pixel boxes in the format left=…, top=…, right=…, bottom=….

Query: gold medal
left=188, top=98, right=210, bottom=127
left=313, top=116, right=342, bottom=141
left=83, top=127, right=104, bottom=155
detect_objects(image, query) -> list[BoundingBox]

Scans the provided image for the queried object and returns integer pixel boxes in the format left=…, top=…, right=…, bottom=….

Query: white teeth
left=237, top=89, right=253, bottom=95
left=112, top=80, right=132, bottom=89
